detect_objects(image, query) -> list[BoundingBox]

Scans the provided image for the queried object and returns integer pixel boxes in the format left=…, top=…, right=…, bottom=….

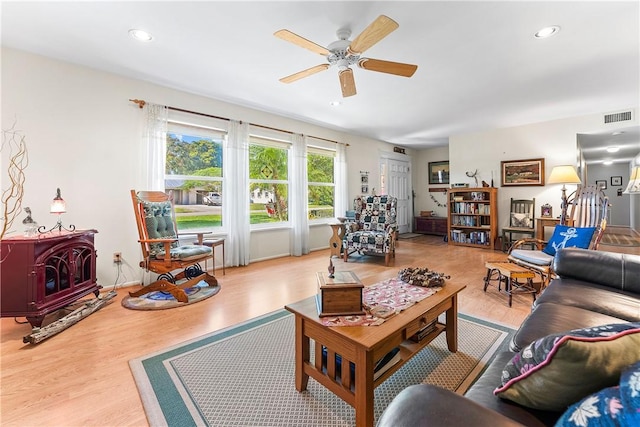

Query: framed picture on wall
left=500, top=158, right=545, bottom=186
left=611, top=176, right=622, bottom=186
left=428, top=161, right=449, bottom=184
left=596, top=180, right=607, bottom=190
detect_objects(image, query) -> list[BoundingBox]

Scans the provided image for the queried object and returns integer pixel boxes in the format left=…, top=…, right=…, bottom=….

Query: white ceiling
left=2, top=1, right=639, bottom=160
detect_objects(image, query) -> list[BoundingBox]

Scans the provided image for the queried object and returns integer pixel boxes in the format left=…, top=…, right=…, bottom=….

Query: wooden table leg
left=294, top=316, right=309, bottom=391
left=354, top=348, right=375, bottom=427
left=445, top=294, right=458, bottom=353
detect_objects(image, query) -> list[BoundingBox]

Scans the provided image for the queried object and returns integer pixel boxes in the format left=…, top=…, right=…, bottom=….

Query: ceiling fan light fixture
left=534, top=26, right=560, bottom=39
left=606, top=146, right=620, bottom=153
left=129, top=29, right=154, bottom=42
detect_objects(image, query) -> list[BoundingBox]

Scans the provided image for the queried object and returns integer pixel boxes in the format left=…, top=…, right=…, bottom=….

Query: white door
left=383, top=158, right=411, bottom=234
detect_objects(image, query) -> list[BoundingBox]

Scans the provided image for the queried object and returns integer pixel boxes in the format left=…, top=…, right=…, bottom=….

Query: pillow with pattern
left=555, top=360, right=640, bottom=426
left=494, top=323, right=640, bottom=411
left=542, top=225, right=596, bottom=256
left=511, top=213, right=531, bottom=228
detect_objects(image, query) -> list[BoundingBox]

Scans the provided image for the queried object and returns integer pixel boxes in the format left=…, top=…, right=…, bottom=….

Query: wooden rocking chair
left=130, top=190, right=218, bottom=302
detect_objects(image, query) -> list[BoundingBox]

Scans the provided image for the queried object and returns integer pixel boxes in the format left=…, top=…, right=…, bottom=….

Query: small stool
left=483, top=261, right=536, bottom=307
left=196, top=238, right=226, bottom=275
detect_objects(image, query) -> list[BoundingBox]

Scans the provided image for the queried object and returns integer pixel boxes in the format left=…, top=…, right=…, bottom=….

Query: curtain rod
left=129, top=99, right=347, bottom=146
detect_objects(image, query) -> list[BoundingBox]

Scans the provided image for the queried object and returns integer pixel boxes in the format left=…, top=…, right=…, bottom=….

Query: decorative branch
left=1, top=122, right=29, bottom=239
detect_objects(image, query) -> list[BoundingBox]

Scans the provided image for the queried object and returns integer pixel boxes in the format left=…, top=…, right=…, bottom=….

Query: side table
left=483, top=261, right=537, bottom=307
left=201, top=238, right=225, bottom=275
left=536, top=218, right=574, bottom=240
left=328, top=222, right=345, bottom=258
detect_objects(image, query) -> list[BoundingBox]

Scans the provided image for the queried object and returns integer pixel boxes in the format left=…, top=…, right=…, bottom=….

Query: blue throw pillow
left=555, top=360, right=640, bottom=426
left=542, top=225, right=596, bottom=256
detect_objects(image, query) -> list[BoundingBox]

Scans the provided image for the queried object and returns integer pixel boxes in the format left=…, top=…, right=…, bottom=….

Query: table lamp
left=547, top=165, right=581, bottom=225
left=39, top=188, right=76, bottom=233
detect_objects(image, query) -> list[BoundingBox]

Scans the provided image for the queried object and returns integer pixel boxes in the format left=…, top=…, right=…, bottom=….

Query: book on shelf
left=410, top=319, right=438, bottom=342
left=321, top=346, right=402, bottom=381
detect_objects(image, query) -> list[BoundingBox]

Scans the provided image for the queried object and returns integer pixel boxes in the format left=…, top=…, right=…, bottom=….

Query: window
left=308, top=147, right=335, bottom=220
left=249, top=135, right=290, bottom=225
left=165, top=122, right=225, bottom=232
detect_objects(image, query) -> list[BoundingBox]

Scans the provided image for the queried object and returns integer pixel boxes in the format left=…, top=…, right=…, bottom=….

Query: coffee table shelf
left=285, top=280, right=465, bottom=427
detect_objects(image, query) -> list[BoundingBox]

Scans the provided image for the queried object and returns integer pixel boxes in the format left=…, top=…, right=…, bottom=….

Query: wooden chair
left=501, top=198, right=535, bottom=252
left=507, top=185, right=608, bottom=288
left=130, top=190, right=218, bottom=302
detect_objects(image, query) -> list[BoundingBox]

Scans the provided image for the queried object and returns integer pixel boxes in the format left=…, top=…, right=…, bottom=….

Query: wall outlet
left=113, top=252, right=122, bottom=263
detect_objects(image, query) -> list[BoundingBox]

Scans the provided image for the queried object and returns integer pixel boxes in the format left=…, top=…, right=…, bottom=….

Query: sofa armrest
left=553, top=248, right=640, bottom=293
left=376, top=384, right=524, bottom=427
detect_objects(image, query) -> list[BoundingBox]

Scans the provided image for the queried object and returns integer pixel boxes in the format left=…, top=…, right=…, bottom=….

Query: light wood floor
left=1, top=228, right=638, bottom=427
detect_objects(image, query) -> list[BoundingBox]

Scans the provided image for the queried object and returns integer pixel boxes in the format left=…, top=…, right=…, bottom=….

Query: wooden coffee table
left=285, top=281, right=466, bottom=427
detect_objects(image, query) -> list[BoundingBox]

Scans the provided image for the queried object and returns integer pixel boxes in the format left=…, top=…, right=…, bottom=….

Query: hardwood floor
left=1, top=229, right=638, bottom=426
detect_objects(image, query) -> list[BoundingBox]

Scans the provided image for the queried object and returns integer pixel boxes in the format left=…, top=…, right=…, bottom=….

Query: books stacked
left=321, top=346, right=402, bottom=382
left=410, top=319, right=438, bottom=343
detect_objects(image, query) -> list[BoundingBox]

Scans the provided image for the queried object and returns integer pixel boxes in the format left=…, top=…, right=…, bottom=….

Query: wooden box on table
left=316, top=271, right=365, bottom=317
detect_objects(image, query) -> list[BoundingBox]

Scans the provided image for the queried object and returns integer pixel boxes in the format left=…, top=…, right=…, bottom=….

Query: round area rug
left=122, top=281, right=221, bottom=310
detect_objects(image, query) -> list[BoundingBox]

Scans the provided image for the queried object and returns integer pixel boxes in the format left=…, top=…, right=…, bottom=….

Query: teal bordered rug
left=130, top=310, right=514, bottom=426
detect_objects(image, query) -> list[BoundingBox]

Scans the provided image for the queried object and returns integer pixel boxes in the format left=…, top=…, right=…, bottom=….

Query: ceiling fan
left=274, top=15, right=418, bottom=97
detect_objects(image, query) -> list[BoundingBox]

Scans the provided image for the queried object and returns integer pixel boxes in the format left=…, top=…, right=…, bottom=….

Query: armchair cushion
left=511, top=212, right=532, bottom=228
left=154, top=245, right=212, bottom=261
left=542, top=225, right=596, bottom=256
left=142, top=200, right=179, bottom=256
left=510, top=248, right=554, bottom=266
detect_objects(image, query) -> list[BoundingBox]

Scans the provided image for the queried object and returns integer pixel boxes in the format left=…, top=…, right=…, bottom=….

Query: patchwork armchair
left=342, top=195, right=397, bottom=266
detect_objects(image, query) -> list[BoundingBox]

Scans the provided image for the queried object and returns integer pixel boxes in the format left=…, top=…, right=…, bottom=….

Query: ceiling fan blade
left=280, top=64, right=330, bottom=83
left=339, top=68, right=357, bottom=97
left=358, top=58, right=418, bottom=77
left=347, top=15, right=399, bottom=55
left=274, top=29, right=330, bottom=56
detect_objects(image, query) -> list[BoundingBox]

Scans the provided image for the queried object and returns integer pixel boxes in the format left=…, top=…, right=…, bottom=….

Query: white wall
left=587, top=163, right=631, bottom=226
left=448, top=114, right=636, bottom=231
left=413, top=146, right=449, bottom=219
left=1, top=47, right=403, bottom=286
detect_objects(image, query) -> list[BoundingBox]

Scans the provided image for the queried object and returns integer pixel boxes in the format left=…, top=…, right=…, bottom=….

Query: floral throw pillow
left=555, top=361, right=640, bottom=426
left=494, top=323, right=640, bottom=411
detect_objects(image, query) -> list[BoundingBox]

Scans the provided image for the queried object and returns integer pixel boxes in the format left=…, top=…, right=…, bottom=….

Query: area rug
left=600, top=233, right=640, bottom=247
left=130, top=309, right=514, bottom=426
left=121, top=280, right=221, bottom=310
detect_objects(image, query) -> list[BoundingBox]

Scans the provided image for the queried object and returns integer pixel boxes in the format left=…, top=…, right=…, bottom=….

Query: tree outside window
left=165, top=128, right=224, bottom=231
left=308, top=150, right=335, bottom=219
left=249, top=138, right=289, bottom=224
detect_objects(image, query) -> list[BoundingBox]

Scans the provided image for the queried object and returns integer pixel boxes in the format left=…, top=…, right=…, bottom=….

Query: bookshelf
left=447, top=187, right=498, bottom=249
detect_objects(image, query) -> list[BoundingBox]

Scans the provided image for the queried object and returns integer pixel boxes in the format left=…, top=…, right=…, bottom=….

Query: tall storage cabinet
left=447, top=187, right=498, bottom=249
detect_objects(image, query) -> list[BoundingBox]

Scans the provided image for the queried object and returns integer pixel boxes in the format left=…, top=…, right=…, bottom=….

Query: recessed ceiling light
left=603, top=160, right=613, bottom=165
left=330, top=101, right=342, bottom=107
left=129, top=29, right=154, bottom=42
left=606, top=146, right=620, bottom=153
left=612, top=131, right=625, bottom=136
left=534, top=26, right=560, bottom=39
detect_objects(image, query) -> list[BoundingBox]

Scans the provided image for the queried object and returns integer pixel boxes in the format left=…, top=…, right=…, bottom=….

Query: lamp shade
left=623, top=166, right=640, bottom=194
left=548, top=165, right=582, bottom=185
left=50, top=188, right=66, bottom=213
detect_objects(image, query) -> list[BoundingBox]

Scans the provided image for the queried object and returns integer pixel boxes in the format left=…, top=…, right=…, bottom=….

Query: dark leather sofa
left=377, top=248, right=640, bottom=427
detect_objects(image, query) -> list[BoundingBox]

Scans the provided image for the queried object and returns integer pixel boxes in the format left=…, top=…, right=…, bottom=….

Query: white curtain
left=141, top=103, right=168, bottom=190
left=225, top=120, right=250, bottom=266
left=335, top=142, right=349, bottom=216
left=290, top=134, right=309, bottom=256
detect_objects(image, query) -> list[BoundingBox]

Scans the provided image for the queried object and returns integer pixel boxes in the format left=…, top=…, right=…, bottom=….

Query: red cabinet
left=0, top=230, right=101, bottom=327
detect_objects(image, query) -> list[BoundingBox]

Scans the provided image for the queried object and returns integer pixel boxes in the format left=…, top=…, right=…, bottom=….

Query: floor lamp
left=548, top=165, right=582, bottom=225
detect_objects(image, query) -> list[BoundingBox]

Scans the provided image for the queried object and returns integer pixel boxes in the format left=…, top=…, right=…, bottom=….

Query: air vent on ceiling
left=603, top=109, right=635, bottom=125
